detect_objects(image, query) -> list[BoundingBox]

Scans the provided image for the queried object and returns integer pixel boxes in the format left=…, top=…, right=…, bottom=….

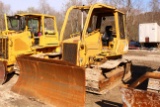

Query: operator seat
left=102, top=26, right=113, bottom=46
left=30, top=26, right=40, bottom=45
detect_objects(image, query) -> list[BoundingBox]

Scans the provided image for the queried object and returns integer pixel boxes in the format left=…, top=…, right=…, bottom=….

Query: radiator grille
left=0, top=37, right=8, bottom=59
left=63, top=43, right=77, bottom=65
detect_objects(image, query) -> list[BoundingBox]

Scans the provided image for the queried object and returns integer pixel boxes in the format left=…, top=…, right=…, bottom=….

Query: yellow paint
left=14, top=39, right=29, bottom=51
left=61, top=3, right=128, bottom=66
left=0, top=13, right=59, bottom=70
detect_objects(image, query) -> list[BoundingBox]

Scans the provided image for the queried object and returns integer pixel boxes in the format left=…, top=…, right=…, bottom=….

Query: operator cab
left=61, top=4, right=127, bottom=61
left=23, top=14, right=59, bottom=47
left=76, top=5, right=125, bottom=49
left=86, top=9, right=121, bottom=47
left=7, top=15, right=25, bottom=31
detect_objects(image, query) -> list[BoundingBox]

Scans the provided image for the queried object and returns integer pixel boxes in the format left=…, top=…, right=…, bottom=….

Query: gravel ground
left=0, top=49, right=160, bottom=107
left=0, top=74, right=53, bottom=107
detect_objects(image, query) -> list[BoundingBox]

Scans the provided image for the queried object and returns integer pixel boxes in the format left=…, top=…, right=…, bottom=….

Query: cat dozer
left=121, top=71, right=160, bottom=107
left=0, top=13, right=59, bottom=84
left=12, top=3, right=131, bottom=106
left=58, top=3, right=131, bottom=94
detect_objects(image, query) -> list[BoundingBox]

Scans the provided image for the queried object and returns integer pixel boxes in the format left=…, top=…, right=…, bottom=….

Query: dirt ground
left=0, top=49, right=160, bottom=107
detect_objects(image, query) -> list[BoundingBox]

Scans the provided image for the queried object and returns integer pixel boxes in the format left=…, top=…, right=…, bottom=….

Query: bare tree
left=102, top=0, right=147, bottom=41
left=27, top=7, right=40, bottom=13
left=0, top=1, right=11, bottom=31
left=39, top=0, right=51, bottom=14
left=103, top=0, right=145, bottom=14
left=148, top=0, right=160, bottom=22
left=150, top=0, right=160, bottom=12
left=16, top=7, right=40, bottom=14
left=0, top=1, right=10, bottom=14
left=85, top=0, right=100, bottom=5
left=37, top=0, right=63, bottom=31
left=63, top=0, right=82, bottom=11
left=103, top=0, right=126, bottom=7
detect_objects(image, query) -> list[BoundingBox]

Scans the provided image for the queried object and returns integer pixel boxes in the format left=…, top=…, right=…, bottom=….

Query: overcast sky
left=2, top=0, right=151, bottom=13
left=2, top=0, right=64, bottom=12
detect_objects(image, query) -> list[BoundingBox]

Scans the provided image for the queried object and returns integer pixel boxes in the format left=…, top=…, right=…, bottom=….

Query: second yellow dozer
left=0, top=13, right=59, bottom=84
left=12, top=3, right=132, bottom=106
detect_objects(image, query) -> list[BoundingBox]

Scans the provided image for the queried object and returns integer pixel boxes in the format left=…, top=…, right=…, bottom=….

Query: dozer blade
left=121, top=87, right=160, bottom=107
left=11, top=55, right=85, bottom=107
left=121, top=72, right=160, bottom=107
left=0, top=61, right=7, bottom=84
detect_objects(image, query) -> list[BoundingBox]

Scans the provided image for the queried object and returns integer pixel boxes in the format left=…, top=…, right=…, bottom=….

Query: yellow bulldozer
left=0, top=13, right=59, bottom=84
left=12, top=3, right=131, bottom=107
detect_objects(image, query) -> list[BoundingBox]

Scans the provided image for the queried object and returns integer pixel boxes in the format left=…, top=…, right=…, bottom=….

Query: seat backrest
left=102, top=26, right=112, bottom=39
left=105, top=26, right=112, bottom=38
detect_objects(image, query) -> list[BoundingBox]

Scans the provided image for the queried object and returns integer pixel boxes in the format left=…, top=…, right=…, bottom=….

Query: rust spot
left=12, top=55, right=85, bottom=107
left=121, top=87, right=160, bottom=107
left=0, top=61, right=7, bottom=84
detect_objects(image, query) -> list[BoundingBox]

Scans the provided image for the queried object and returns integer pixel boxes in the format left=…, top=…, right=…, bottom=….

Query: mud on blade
left=0, top=61, right=7, bottom=84
left=12, top=55, right=85, bottom=107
